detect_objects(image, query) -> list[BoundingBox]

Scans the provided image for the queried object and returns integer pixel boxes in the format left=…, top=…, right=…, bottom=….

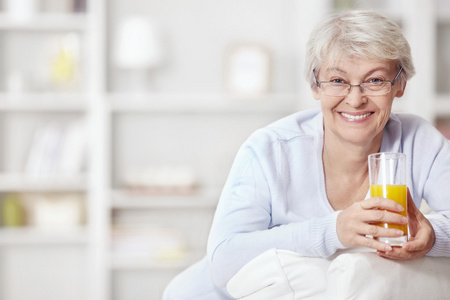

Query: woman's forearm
left=207, top=211, right=345, bottom=289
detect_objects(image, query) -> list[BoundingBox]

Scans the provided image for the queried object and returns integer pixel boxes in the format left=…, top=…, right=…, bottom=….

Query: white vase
left=4, top=0, right=39, bottom=21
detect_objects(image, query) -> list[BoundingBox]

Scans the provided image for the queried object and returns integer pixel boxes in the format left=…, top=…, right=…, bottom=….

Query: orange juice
left=370, top=184, right=408, bottom=235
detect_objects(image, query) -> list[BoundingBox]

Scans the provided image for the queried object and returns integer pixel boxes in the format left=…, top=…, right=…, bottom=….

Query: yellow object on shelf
left=50, top=49, right=76, bottom=84
left=1, top=193, right=25, bottom=227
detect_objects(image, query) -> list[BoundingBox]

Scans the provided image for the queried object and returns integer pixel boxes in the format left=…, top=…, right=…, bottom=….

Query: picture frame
left=225, top=44, right=272, bottom=98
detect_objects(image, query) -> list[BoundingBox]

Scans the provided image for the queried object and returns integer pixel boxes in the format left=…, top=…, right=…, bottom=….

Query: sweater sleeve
left=421, top=136, right=450, bottom=256
left=426, top=213, right=450, bottom=256
left=410, top=118, right=450, bottom=257
left=206, top=134, right=346, bottom=289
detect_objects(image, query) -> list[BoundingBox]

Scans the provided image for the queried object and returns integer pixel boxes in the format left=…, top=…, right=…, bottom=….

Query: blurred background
left=0, top=0, right=448, bottom=299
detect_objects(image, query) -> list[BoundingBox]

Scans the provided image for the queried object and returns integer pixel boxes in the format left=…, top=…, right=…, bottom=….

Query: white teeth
left=341, top=112, right=372, bottom=120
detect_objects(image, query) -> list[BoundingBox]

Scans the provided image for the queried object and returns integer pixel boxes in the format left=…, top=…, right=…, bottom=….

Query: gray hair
left=304, top=10, right=415, bottom=88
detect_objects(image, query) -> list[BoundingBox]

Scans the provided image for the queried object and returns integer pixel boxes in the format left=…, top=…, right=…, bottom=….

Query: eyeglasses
left=313, top=67, right=403, bottom=97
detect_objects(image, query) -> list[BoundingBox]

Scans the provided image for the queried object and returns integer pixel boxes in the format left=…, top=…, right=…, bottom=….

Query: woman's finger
left=402, top=236, right=426, bottom=252
left=403, top=222, right=435, bottom=253
left=363, top=209, right=408, bottom=225
left=406, top=189, right=420, bottom=236
left=376, top=247, right=419, bottom=260
left=356, top=223, right=405, bottom=238
left=352, top=235, right=393, bottom=252
left=360, top=197, right=405, bottom=212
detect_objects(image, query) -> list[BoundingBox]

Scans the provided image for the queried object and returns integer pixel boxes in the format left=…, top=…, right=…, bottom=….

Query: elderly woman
left=164, top=10, right=450, bottom=299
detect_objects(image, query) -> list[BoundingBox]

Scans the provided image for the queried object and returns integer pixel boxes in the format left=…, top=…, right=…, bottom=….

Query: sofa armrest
left=227, top=248, right=450, bottom=300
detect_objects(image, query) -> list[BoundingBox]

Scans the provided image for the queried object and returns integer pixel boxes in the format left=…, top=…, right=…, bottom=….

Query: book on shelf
left=111, top=224, right=188, bottom=262
left=27, top=193, right=85, bottom=229
left=121, top=165, right=198, bottom=195
left=72, top=0, right=87, bottom=13
left=0, top=192, right=85, bottom=230
left=24, top=121, right=86, bottom=179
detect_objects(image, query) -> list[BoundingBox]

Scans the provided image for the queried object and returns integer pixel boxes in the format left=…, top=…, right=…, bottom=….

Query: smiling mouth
left=340, top=112, right=373, bottom=120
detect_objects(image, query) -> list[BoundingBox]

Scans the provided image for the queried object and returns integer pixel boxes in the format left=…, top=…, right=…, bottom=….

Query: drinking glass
left=368, top=152, right=408, bottom=246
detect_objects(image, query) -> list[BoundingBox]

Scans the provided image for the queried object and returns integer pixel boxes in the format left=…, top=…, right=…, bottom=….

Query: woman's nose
left=345, top=85, right=367, bottom=107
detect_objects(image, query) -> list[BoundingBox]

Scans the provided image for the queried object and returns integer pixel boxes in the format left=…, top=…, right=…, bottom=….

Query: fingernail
left=401, top=216, right=408, bottom=223
left=397, top=204, right=404, bottom=211
left=396, top=230, right=404, bottom=236
left=385, top=244, right=392, bottom=252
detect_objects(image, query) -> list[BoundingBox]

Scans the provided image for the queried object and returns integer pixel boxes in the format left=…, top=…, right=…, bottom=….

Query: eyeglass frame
left=312, top=67, right=403, bottom=96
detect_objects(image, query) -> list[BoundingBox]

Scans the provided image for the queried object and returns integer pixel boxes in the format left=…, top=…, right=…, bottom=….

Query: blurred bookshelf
left=0, top=1, right=91, bottom=300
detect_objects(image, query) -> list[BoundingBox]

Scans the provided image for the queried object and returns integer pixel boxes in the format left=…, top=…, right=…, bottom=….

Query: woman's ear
left=395, top=81, right=407, bottom=98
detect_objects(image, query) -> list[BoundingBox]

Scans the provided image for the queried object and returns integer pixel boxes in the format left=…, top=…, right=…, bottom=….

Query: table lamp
left=113, top=16, right=163, bottom=92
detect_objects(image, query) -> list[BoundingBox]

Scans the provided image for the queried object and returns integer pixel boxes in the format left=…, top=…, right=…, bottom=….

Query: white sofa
left=227, top=247, right=450, bottom=300
left=227, top=200, right=450, bottom=299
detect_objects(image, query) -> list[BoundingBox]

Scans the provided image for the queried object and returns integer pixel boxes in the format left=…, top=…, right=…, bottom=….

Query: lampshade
left=5, top=0, right=38, bottom=21
left=113, top=16, right=163, bottom=69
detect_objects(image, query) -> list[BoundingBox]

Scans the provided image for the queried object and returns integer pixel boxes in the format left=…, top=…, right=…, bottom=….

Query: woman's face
left=312, top=58, right=406, bottom=147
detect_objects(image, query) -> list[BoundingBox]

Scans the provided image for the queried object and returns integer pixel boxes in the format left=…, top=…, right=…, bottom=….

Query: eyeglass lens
left=321, top=82, right=391, bottom=96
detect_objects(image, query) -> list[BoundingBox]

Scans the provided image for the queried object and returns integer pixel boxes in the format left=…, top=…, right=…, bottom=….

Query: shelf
left=0, top=93, right=88, bottom=112
left=0, top=226, right=88, bottom=246
left=437, top=11, right=450, bottom=24
left=0, top=173, right=87, bottom=192
left=111, top=188, right=220, bottom=209
left=110, top=251, right=204, bottom=271
left=435, top=94, right=450, bottom=117
left=108, top=93, right=299, bottom=114
left=0, top=13, right=87, bottom=31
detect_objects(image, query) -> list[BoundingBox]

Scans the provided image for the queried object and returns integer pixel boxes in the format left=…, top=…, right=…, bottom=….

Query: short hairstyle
left=304, top=10, right=415, bottom=88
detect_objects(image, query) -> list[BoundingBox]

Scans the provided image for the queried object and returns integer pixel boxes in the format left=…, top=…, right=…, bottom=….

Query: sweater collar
left=380, top=113, right=402, bottom=153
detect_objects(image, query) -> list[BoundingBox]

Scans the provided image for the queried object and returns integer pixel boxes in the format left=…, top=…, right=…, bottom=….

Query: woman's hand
left=377, top=189, right=435, bottom=260
left=336, top=197, right=408, bottom=252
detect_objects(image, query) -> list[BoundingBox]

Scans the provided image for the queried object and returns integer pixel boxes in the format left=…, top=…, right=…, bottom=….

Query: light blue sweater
left=165, top=109, right=450, bottom=299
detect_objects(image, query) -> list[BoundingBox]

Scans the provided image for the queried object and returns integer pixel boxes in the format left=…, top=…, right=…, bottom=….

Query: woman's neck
left=322, top=132, right=382, bottom=210
left=322, top=131, right=382, bottom=177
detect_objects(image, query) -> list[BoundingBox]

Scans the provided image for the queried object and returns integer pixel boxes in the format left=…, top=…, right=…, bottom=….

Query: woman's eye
left=330, top=79, right=345, bottom=84
left=368, top=78, right=383, bottom=83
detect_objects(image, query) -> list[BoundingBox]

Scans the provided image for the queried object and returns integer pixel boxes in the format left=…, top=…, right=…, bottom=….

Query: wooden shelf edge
left=0, top=12, right=87, bottom=31
left=110, top=188, right=220, bottom=209
left=0, top=173, right=88, bottom=192
left=435, top=95, right=450, bottom=117
left=0, top=93, right=88, bottom=112
left=109, top=251, right=204, bottom=271
left=0, top=227, right=88, bottom=246
left=108, top=93, right=298, bottom=114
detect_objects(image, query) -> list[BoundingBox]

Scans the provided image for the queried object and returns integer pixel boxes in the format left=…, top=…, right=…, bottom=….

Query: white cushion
left=227, top=248, right=332, bottom=300
left=326, top=252, right=450, bottom=299
left=227, top=248, right=450, bottom=300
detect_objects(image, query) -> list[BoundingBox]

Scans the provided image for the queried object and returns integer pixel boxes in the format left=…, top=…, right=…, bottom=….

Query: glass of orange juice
left=368, top=152, right=408, bottom=246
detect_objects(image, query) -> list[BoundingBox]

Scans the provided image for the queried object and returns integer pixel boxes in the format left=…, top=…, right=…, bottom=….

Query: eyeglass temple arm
left=392, top=67, right=403, bottom=85
left=312, top=69, right=320, bottom=87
